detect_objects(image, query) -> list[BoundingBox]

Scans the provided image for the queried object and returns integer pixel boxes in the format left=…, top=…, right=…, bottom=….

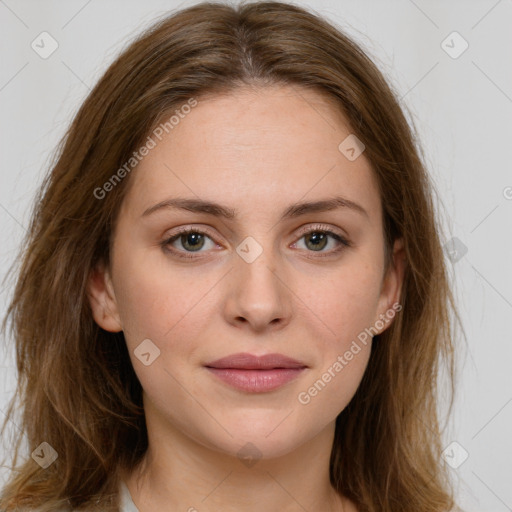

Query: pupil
left=307, top=232, right=327, bottom=251
left=183, top=233, right=204, bottom=251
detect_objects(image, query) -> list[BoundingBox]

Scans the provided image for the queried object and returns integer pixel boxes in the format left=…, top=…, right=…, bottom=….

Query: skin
left=88, top=84, right=405, bottom=512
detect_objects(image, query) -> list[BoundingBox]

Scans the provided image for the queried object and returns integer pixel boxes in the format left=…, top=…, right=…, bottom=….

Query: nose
left=223, top=244, right=293, bottom=333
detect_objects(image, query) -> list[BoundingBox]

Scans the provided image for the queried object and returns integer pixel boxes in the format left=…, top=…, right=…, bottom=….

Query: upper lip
left=205, top=352, right=307, bottom=370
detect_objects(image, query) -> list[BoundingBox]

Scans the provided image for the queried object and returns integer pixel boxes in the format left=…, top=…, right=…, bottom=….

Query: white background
left=0, top=1, right=511, bottom=510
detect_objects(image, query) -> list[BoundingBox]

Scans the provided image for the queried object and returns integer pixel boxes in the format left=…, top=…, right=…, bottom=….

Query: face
left=88, top=85, right=404, bottom=460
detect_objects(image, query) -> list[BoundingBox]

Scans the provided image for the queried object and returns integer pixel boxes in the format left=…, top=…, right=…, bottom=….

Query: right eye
left=161, top=227, right=220, bottom=259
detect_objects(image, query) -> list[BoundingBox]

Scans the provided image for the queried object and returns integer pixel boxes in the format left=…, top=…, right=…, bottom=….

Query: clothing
left=119, top=481, right=139, bottom=512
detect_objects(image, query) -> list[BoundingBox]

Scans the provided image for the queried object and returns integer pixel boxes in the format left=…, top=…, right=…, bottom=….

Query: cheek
left=295, top=270, right=377, bottom=413
left=296, top=343, right=371, bottom=419
left=112, top=262, right=215, bottom=399
left=295, top=261, right=383, bottom=346
left=112, top=250, right=217, bottom=350
left=292, top=260, right=381, bottom=407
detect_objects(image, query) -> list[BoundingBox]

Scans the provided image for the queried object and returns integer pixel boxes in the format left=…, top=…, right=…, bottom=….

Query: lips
left=205, top=353, right=308, bottom=393
left=205, top=352, right=307, bottom=370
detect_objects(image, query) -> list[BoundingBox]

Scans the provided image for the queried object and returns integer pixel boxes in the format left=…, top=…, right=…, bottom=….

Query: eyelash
left=161, top=224, right=351, bottom=260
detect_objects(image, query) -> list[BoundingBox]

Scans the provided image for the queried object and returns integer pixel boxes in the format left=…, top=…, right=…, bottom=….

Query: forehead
left=123, top=85, right=381, bottom=222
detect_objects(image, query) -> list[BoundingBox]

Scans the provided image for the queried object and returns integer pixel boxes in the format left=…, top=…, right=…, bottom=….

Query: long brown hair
left=0, top=1, right=460, bottom=510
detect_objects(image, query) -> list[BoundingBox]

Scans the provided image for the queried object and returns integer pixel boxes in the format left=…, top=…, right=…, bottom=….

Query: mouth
left=204, top=352, right=308, bottom=393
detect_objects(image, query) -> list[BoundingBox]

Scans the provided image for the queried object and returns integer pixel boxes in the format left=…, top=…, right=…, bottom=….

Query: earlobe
left=375, top=238, right=406, bottom=334
left=87, top=261, right=123, bottom=332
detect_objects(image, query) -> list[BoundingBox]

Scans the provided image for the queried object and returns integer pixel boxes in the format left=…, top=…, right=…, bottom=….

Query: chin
left=207, top=432, right=306, bottom=462
left=192, top=412, right=322, bottom=462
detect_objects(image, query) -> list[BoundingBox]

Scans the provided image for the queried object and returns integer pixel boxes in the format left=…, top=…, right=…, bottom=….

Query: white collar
left=119, top=480, right=140, bottom=512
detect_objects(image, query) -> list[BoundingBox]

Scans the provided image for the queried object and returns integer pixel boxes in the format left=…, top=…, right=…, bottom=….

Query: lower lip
left=206, top=368, right=306, bottom=392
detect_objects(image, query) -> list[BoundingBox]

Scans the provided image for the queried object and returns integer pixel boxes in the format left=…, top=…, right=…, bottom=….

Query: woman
left=0, top=1, right=460, bottom=511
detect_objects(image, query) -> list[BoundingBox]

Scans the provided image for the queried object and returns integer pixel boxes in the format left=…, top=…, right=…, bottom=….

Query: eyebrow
left=142, top=195, right=368, bottom=220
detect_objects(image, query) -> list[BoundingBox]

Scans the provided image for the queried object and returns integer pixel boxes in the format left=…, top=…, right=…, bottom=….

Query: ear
left=374, top=237, right=406, bottom=334
left=87, top=261, right=123, bottom=332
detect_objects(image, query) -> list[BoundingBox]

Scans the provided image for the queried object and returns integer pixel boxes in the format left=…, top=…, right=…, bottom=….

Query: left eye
left=293, top=230, right=349, bottom=252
